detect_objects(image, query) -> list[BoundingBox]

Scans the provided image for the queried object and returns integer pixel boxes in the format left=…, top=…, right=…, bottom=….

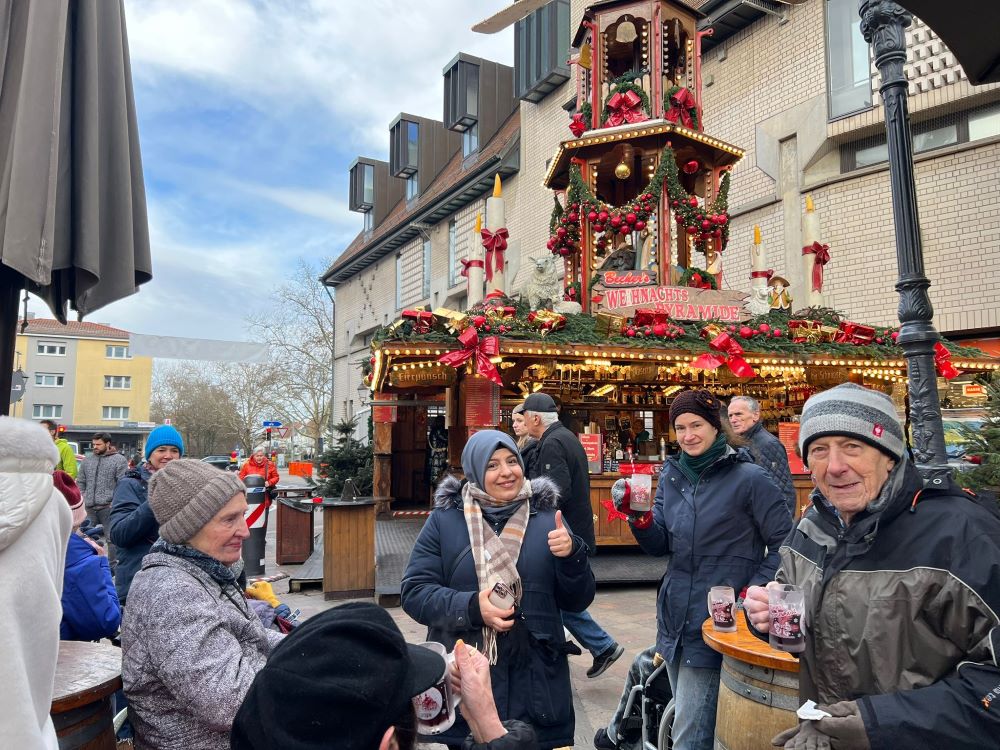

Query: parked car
left=200, top=455, right=238, bottom=471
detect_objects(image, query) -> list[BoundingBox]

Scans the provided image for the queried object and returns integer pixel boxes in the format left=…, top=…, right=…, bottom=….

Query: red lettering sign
left=597, top=285, right=748, bottom=322
left=600, top=270, right=658, bottom=287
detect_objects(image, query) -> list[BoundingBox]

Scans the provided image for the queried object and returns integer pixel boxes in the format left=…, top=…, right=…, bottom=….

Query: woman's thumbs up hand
left=547, top=510, right=574, bottom=558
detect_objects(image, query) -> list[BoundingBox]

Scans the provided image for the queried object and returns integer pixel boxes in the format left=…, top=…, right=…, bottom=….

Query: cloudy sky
left=29, top=0, right=514, bottom=339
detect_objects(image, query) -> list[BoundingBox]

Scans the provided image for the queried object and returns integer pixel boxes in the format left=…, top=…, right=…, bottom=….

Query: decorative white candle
left=748, top=224, right=771, bottom=315
left=466, top=213, right=485, bottom=308
left=801, top=194, right=825, bottom=307
left=484, top=174, right=507, bottom=297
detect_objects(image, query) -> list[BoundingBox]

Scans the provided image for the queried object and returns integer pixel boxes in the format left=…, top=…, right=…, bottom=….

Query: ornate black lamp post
left=858, top=1, right=950, bottom=482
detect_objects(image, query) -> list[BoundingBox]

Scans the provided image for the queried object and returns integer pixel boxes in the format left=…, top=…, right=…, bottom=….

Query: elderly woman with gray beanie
left=121, top=458, right=284, bottom=750
left=401, top=430, right=595, bottom=749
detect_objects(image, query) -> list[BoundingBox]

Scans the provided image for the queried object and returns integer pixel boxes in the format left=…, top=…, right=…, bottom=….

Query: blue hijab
left=461, top=430, right=524, bottom=489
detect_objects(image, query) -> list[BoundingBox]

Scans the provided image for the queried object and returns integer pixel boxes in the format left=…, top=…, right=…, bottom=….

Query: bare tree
left=212, top=362, right=285, bottom=455
left=245, top=259, right=334, bottom=454
left=151, top=362, right=237, bottom=456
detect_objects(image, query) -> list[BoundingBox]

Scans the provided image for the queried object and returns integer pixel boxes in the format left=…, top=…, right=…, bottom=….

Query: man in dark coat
left=522, top=392, right=624, bottom=678
left=727, top=396, right=796, bottom=514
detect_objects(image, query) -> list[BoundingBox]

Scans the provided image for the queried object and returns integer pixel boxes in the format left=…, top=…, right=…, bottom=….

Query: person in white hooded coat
left=0, top=416, right=73, bottom=749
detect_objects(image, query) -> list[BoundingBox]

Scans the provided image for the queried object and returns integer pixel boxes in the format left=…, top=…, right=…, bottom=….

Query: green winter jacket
left=54, top=438, right=78, bottom=478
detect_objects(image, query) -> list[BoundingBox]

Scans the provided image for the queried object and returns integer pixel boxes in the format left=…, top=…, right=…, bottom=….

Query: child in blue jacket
left=54, top=471, right=121, bottom=641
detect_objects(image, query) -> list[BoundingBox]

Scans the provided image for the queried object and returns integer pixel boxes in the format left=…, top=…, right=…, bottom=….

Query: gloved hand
left=610, top=478, right=653, bottom=528
left=246, top=580, right=281, bottom=608
left=817, top=701, right=870, bottom=749
left=772, top=721, right=832, bottom=749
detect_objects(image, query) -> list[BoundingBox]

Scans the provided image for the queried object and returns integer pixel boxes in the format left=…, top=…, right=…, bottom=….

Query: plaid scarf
left=462, top=479, right=532, bottom=664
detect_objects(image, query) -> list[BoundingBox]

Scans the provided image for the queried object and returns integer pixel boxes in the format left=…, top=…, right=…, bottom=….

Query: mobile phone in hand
left=488, top=580, right=515, bottom=609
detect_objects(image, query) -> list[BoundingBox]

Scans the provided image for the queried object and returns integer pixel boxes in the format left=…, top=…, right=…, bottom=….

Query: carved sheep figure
left=523, top=256, right=563, bottom=311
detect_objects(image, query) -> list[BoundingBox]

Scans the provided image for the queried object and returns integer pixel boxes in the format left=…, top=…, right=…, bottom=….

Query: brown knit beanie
left=669, top=389, right=723, bottom=432
left=148, top=458, right=246, bottom=543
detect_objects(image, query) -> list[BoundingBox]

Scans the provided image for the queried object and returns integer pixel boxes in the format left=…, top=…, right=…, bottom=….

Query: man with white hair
left=522, top=392, right=623, bottom=678
left=727, top=395, right=795, bottom=513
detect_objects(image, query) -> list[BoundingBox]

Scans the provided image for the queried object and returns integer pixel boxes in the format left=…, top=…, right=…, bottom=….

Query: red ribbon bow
left=569, top=112, right=587, bottom=137
left=692, top=332, right=756, bottom=378
left=459, top=258, right=484, bottom=279
left=480, top=228, right=509, bottom=283
left=401, top=309, right=434, bottom=332
left=802, top=242, right=830, bottom=292
left=438, top=327, right=503, bottom=386
left=934, top=342, right=961, bottom=380
left=750, top=269, right=774, bottom=281
left=665, top=87, right=697, bottom=129
left=605, top=89, right=646, bottom=128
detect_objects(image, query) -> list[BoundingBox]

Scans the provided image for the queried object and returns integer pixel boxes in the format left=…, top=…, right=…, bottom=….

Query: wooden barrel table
left=702, top=617, right=799, bottom=750
left=50, top=640, right=122, bottom=750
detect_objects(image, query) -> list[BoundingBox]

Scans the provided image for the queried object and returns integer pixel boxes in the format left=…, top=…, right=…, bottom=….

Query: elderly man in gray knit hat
left=744, top=383, right=1000, bottom=750
left=120, top=459, right=284, bottom=750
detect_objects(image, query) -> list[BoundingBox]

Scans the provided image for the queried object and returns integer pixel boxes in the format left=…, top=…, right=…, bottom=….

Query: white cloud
left=125, top=0, right=515, bottom=152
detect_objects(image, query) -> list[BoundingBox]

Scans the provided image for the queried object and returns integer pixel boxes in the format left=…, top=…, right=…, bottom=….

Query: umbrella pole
left=859, top=1, right=950, bottom=483
left=0, top=267, right=21, bottom=417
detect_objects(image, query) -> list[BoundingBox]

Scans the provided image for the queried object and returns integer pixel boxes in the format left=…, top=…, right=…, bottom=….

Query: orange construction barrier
left=288, top=461, right=314, bottom=479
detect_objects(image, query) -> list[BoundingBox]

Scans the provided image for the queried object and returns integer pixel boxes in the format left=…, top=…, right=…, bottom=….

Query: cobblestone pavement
left=265, top=498, right=660, bottom=748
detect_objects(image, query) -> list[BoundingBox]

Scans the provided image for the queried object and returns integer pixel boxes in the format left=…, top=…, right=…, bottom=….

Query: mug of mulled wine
left=412, top=642, right=459, bottom=735
left=707, top=586, right=737, bottom=632
left=768, top=584, right=806, bottom=653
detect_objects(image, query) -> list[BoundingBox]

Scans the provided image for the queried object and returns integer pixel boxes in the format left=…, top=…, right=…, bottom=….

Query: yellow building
left=13, top=317, right=154, bottom=456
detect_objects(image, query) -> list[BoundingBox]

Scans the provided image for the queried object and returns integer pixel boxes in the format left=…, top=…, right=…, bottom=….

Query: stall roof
left=544, top=119, right=745, bottom=189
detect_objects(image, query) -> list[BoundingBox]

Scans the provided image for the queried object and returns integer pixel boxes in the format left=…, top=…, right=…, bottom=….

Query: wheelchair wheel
left=657, top=698, right=675, bottom=750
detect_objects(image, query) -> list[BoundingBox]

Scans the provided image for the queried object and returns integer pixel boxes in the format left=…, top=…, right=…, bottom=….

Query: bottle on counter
left=659, top=437, right=667, bottom=461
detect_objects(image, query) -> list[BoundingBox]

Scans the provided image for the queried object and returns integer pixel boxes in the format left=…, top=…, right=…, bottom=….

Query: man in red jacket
left=239, top=447, right=280, bottom=489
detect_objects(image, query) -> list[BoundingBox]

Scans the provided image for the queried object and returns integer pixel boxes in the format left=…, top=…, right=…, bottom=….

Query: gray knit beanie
left=799, top=383, right=905, bottom=465
left=148, top=458, right=246, bottom=543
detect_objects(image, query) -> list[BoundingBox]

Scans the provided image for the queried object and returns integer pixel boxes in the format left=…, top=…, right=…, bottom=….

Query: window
left=422, top=239, right=432, bottom=299
left=515, top=0, right=571, bottom=102
left=33, top=404, right=63, bottom=419
left=349, top=159, right=376, bottom=213
left=395, top=255, right=403, bottom=310
left=37, top=341, right=66, bottom=356
left=463, top=122, right=479, bottom=157
left=447, top=219, right=458, bottom=287
left=444, top=56, right=480, bottom=132
left=102, top=406, right=130, bottom=420
left=969, top=103, right=1000, bottom=141
left=842, top=110, right=976, bottom=171
left=390, top=117, right=420, bottom=177
left=105, top=375, right=132, bottom=389
left=364, top=211, right=373, bottom=232
left=35, top=373, right=64, bottom=387
left=825, top=0, right=872, bottom=119
left=406, top=174, right=420, bottom=201
left=106, top=345, right=129, bottom=359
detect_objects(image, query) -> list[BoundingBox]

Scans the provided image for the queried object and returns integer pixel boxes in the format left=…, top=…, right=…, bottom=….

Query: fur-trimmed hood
left=434, top=474, right=561, bottom=512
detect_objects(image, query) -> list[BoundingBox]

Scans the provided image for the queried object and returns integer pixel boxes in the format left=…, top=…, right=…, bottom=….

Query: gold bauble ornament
left=614, top=160, right=631, bottom=180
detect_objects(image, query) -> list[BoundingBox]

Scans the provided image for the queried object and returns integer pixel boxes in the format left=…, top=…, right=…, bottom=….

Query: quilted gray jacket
left=121, top=552, right=283, bottom=749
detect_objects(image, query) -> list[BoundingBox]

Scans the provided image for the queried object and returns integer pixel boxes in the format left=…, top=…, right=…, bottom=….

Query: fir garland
left=678, top=267, right=717, bottom=290
left=580, top=102, right=593, bottom=130
left=600, top=71, right=652, bottom=126
left=663, top=85, right=700, bottom=131
left=663, top=155, right=731, bottom=257
left=548, top=193, right=564, bottom=235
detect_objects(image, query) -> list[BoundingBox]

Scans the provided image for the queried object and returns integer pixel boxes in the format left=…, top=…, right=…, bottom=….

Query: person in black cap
left=231, top=602, right=538, bottom=750
left=521, top=392, right=624, bottom=679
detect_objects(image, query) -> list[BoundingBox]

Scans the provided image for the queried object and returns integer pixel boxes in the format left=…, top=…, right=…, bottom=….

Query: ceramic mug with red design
left=412, top=642, right=459, bottom=735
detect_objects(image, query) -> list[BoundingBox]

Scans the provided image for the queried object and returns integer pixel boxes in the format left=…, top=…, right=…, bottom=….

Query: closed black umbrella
left=0, top=0, right=151, bottom=415
left=894, top=1, right=1000, bottom=84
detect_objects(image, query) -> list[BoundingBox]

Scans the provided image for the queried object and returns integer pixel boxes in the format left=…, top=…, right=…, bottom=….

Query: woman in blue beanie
left=109, top=424, right=184, bottom=605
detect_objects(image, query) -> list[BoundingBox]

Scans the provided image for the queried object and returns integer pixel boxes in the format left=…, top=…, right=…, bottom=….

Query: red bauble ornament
left=686, top=225, right=698, bottom=235
left=625, top=327, right=636, bottom=337
left=713, top=229, right=722, bottom=238
left=891, top=331, right=899, bottom=341
left=688, top=197, right=699, bottom=207
left=653, top=323, right=668, bottom=336
left=610, top=216, right=622, bottom=227
left=472, top=315, right=487, bottom=327
left=587, top=211, right=598, bottom=222
left=568, top=212, right=579, bottom=223
left=758, top=323, right=771, bottom=333
left=625, top=212, right=637, bottom=224
left=634, top=220, right=646, bottom=231
left=739, top=326, right=754, bottom=338
left=546, top=238, right=555, bottom=249
left=369, top=356, right=376, bottom=365
left=619, top=225, right=630, bottom=235
left=593, top=224, right=605, bottom=233
left=598, top=210, right=609, bottom=222
left=727, top=325, right=736, bottom=332
left=683, top=159, right=700, bottom=174
left=556, top=227, right=567, bottom=238
left=773, top=329, right=783, bottom=337
left=875, top=337, right=884, bottom=344
left=718, top=213, right=729, bottom=224
left=570, top=203, right=579, bottom=211
left=596, top=239, right=607, bottom=249
left=701, top=220, right=712, bottom=230
left=671, top=200, right=680, bottom=208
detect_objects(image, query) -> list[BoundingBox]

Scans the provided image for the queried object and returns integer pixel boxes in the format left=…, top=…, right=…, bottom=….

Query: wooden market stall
left=364, top=336, right=999, bottom=545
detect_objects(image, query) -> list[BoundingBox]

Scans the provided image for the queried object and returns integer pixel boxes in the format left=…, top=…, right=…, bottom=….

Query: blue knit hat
left=144, top=424, right=185, bottom=461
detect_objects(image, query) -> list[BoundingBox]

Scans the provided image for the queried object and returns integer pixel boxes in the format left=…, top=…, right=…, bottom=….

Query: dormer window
left=515, top=0, right=571, bottom=103
left=349, top=159, right=375, bottom=212
left=444, top=57, right=480, bottom=132
left=390, top=118, right=419, bottom=177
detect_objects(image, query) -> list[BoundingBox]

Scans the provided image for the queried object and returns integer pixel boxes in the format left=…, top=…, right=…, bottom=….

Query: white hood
left=0, top=416, right=60, bottom=553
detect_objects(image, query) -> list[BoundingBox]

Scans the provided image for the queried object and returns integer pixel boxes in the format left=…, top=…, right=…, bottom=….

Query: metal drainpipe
left=323, top=283, right=336, bottom=456
left=859, top=0, right=950, bottom=484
